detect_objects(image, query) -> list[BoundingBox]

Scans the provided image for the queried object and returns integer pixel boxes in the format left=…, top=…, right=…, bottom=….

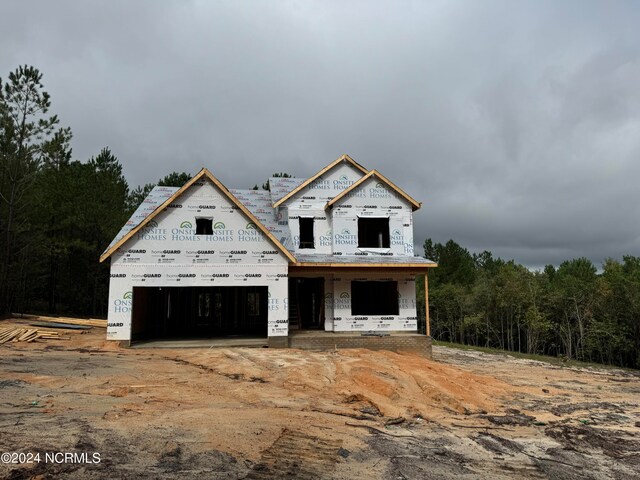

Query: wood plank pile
left=32, top=316, right=107, bottom=328
left=0, top=327, right=69, bottom=344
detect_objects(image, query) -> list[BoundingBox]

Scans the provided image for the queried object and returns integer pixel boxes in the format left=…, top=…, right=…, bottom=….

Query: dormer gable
left=272, top=154, right=368, bottom=208
left=326, top=170, right=421, bottom=211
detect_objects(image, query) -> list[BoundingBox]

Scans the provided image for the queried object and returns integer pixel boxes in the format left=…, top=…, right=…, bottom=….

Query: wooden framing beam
left=288, top=265, right=436, bottom=276
left=291, top=262, right=437, bottom=269
left=424, top=271, right=430, bottom=337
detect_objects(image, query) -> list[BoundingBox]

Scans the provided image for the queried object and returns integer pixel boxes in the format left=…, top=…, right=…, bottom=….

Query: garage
left=131, top=286, right=268, bottom=341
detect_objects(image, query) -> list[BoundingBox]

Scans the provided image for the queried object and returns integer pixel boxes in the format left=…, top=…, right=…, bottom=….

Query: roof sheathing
left=100, top=168, right=296, bottom=263
left=269, top=177, right=306, bottom=205
left=272, top=154, right=368, bottom=208
left=230, top=189, right=293, bottom=250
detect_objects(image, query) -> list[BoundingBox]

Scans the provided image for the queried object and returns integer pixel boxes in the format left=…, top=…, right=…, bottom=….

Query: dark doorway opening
left=131, top=286, right=268, bottom=341
left=288, top=277, right=324, bottom=329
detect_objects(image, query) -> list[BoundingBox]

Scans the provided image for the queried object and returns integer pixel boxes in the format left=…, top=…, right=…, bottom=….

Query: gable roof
left=325, top=169, right=422, bottom=211
left=272, top=154, right=368, bottom=208
left=100, top=168, right=296, bottom=263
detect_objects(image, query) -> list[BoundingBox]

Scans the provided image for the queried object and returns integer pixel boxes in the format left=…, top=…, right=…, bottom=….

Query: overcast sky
left=1, top=1, right=639, bottom=268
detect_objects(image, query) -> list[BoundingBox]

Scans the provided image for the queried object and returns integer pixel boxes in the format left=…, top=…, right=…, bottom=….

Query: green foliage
left=24, top=146, right=129, bottom=315
left=158, top=171, right=191, bottom=187
left=424, top=238, right=476, bottom=286
left=424, top=241, right=640, bottom=368
left=0, top=65, right=69, bottom=314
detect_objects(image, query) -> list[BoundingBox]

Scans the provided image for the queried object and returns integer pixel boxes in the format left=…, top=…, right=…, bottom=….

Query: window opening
left=358, top=217, right=390, bottom=248
left=351, top=281, right=399, bottom=315
left=299, top=217, right=315, bottom=249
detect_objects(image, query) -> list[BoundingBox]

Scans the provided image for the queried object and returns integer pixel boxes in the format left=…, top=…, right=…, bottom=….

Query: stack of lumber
left=32, top=316, right=107, bottom=328
left=0, top=327, right=68, bottom=344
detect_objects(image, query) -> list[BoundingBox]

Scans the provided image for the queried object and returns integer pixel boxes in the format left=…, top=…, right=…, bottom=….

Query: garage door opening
left=131, top=286, right=268, bottom=341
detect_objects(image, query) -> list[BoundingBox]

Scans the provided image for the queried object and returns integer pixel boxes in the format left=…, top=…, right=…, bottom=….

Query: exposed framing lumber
left=272, top=154, right=369, bottom=208
left=425, top=271, right=430, bottom=337
left=0, top=327, right=64, bottom=344
left=100, top=168, right=296, bottom=263
left=291, top=262, right=437, bottom=268
left=30, top=316, right=106, bottom=328
left=326, top=169, right=422, bottom=211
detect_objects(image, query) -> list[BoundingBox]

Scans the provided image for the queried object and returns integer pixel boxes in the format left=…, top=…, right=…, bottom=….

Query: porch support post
left=424, top=272, right=430, bottom=337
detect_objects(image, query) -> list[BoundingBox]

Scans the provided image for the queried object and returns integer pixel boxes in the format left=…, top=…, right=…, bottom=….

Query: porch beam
left=288, top=266, right=433, bottom=275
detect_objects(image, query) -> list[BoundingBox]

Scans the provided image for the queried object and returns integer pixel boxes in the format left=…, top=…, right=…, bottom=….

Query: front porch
left=288, top=265, right=431, bottom=334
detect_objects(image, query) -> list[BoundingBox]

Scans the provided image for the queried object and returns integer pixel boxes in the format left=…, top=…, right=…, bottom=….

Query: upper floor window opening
left=299, top=217, right=315, bottom=249
left=196, top=217, right=213, bottom=235
left=358, top=217, right=390, bottom=248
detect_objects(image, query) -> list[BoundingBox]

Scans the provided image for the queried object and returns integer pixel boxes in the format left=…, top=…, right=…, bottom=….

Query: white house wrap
left=101, top=155, right=436, bottom=345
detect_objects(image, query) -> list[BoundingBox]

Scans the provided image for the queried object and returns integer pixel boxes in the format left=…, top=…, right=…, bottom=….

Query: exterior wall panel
left=107, top=178, right=289, bottom=341
left=285, top=162, right=366, bottom=256
left=331, top=177, right=414, bottom=256
left=331, top=273, right=417, bottom=332
left=106, top=162, right=429, bottom=348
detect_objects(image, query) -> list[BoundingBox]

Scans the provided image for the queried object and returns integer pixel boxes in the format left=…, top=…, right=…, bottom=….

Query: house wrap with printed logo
left=100, top=155, right=437, bottom=350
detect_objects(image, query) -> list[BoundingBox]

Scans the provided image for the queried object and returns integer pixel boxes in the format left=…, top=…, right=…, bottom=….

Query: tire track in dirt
left=245, top=428, right=343, bottom=479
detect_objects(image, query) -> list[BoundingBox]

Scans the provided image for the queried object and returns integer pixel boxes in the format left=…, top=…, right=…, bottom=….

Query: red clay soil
left=1, top=317, right=639, bottom=479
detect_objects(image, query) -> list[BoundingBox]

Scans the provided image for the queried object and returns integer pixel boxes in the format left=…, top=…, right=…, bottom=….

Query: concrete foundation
left=122, top=333, right=432, bottom=357
left=129, top=338, right=268, bottom=349
left=267, top=336, right=289, bottom=348
left=287, top=331, right=432, bottom=357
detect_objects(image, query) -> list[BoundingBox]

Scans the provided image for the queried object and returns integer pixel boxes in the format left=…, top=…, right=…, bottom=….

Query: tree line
left=418, top=239, right=640, bottom=369
left=0, top=66, right=188, bottom=317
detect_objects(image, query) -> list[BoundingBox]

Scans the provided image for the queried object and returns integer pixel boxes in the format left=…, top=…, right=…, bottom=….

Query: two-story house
left=100, top=155, right=436, bottom=354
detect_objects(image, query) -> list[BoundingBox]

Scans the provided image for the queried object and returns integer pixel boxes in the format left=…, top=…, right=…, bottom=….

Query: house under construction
left=100, top=155, right=436, bottom=355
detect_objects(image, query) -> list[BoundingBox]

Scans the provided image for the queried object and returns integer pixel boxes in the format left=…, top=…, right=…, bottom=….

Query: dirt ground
left=1, top=318, right=639, bottom=479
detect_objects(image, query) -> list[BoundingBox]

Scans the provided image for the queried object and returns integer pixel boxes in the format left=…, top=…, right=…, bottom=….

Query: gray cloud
left=1, top=0, right=639, bottom=267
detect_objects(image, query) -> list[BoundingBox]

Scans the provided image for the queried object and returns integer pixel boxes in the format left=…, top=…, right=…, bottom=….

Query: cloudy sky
left=1, top=1, right=639, bottom=268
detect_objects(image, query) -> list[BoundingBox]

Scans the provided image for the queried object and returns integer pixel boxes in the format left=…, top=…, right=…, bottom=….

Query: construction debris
left=11, top=313, right=107, bottom=328
left=30, top=321, right=92, bottom=330
left=30, top=315, right=107, bottom=328
left=0, top=327, right=69, bottom=344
